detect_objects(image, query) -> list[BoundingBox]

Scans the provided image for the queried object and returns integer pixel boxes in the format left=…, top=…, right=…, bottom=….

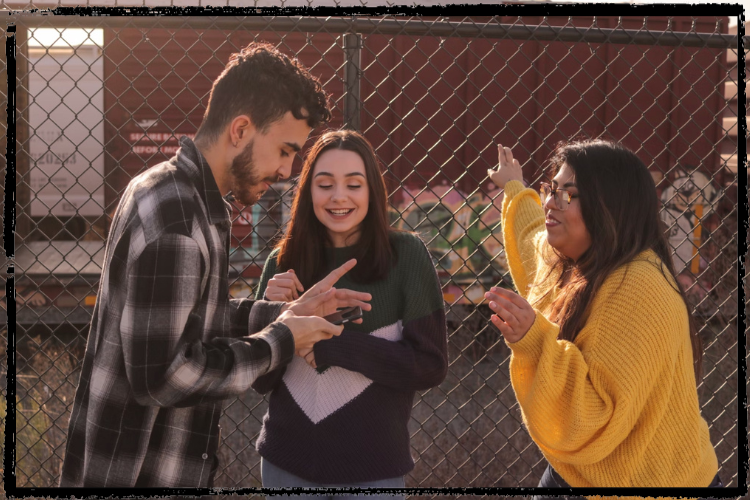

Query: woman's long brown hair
left=276, top=129, right=395, bottom=287
left=534, top=139, right=703, bottom=382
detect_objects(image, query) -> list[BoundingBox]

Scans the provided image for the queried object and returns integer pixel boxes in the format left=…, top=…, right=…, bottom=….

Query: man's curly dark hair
left=196, top=42, right=331, bottom=143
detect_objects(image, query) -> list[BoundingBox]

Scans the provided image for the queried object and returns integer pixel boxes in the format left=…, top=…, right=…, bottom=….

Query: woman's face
left=544, top=163, right=592, bottom=261
left=311, top=148, right=370, bottom=248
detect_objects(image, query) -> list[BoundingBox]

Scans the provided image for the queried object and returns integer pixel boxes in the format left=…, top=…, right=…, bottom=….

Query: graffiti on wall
left=660, top=170, right=718, bottom=307
left=389, top=184, right=509, bottom=304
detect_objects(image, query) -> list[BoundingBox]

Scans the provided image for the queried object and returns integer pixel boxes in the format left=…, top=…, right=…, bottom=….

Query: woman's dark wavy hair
left=535, top=139, right=703, bottom=381
left=195, top=42, right=331, bottom=144
left=276, top=129, right=396, bottom=288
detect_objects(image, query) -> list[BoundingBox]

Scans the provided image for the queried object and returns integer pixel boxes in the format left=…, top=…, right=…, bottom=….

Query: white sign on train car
left=28, top=28, right=105, bottom=217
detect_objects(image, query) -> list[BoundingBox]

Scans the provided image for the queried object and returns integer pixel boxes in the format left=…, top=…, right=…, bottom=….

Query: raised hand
left=487, top=144, right=524, bottom=189
left=265, top=269, right=304, bottom=301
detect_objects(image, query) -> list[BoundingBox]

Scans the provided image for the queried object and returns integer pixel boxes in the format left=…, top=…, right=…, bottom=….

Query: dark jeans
left=260, top=457, right=406, bottom=500
left=533, top=463, right=723, bottom=500
left=533, top=464, right=585, bottom=500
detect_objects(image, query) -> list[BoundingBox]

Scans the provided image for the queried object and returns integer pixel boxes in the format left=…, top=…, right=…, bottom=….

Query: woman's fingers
left=490, top=314, right=519, bottom=342
left=266, top=288, right=292, bottom=302
left=490, top=286, right=531, bottom=310
left=271, top=278, right=298, bottom=291
left=269, top=278, right=300, bottom=300
left=305, top=349, right=317, bottom=369
left=485, top=293, right=521, bottom=321
left=287, top=270, right=305, bottom=294
left=490, top=144, right=523, bottom=188
left=485, top=291, right=522, bottom=316
left=491, top=313, right=527, bottom=344
left=503, top=146, right=512, bottom=165
left=491, top=314, right=511, bottom=333
left=498, top=144, right=507, bottom=165
left=297, top=347, right=317, bottom=369
left=486, top=287, right=535, bottom=342
left=266, top=288, right=293, bottom=302
left=488, top=300, right=520, bottom=329
left=498, top=144, right=514, bottom=166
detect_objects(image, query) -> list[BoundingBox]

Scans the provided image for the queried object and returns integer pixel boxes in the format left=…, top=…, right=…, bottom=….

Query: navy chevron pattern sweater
left=252, top=231, right=448, bottom=483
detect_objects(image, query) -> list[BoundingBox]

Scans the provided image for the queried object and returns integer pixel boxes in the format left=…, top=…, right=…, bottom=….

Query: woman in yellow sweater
left=485, top=140, right=721, bottom=494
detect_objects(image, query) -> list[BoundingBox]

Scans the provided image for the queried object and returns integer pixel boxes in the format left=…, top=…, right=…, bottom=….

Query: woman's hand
left=297, top=347, right=317, bottom=369
left=487, top=144, right=523, bottom=189
left=285, top=259, right=372, bottom=321
left=265, top=270, right=305, bottom=302
left=484, top=286, right=535, bottom=343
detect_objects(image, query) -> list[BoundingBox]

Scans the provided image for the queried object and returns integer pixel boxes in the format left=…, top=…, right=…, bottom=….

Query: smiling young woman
left=485, top=140, right=720, bottom=497
left=309, top=147, right=370, bottom=248
left=251, top=129, right=448, bottom=499
left=273, top=129, right=394, bottom=288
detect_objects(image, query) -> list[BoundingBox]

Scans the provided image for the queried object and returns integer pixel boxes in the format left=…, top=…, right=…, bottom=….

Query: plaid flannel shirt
left=60, top=137, right=294, bottom=488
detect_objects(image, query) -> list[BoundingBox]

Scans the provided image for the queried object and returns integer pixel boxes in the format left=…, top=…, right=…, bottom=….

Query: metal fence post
left=343, top=32, right=362, bottom=131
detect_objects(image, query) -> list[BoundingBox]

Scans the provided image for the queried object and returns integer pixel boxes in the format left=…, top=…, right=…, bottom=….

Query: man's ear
left=228, top=114, right=256, bottom=148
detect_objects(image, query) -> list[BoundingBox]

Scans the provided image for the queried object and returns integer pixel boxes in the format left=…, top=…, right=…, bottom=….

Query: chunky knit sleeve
left=507, top=258, right=691, bottom=468
left=314, top=233, right=448, bottom=391
left=501, top=180, right=548, bottom=299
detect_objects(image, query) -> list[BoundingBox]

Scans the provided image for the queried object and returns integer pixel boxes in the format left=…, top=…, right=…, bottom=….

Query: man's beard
left=229, top=139, right=277, bottom=206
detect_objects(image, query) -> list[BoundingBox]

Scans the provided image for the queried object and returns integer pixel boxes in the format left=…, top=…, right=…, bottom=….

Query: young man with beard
left=60, top=43, right=372, bottom=488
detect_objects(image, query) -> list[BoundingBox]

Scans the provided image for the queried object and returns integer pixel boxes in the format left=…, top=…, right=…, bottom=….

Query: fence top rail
left=6, top=15, right=742, bottom=49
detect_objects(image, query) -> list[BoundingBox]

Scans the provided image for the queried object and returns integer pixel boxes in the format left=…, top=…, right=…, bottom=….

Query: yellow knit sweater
left=501, top=180, right=718, bottom=492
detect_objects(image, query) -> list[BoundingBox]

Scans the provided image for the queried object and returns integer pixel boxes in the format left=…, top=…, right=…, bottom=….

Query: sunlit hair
left=276, top=129, right=396, bottom=287
left=534, top=139, right=703, bottom=381
left=195, top=42, right=331, bottom=144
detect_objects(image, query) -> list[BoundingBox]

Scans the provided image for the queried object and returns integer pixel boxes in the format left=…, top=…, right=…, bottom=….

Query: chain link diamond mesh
left=3, top=13, right=743, bottom=492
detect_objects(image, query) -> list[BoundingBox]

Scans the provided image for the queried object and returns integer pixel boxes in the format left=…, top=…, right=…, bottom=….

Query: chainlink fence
left=1, top=12, right=743, bottom=492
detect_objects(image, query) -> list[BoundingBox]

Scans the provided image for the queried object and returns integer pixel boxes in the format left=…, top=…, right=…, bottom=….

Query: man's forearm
left=248, top=299, right=287, bottom=334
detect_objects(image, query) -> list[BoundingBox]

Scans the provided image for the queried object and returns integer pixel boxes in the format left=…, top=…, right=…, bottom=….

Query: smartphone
left=322, top=306, right=363, bottom=326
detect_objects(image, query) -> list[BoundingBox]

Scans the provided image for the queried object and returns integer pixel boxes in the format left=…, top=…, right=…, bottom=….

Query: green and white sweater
left=253, top=231, right=448, bottom=483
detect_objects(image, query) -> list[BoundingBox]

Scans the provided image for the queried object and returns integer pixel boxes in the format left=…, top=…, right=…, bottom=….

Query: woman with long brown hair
left=485, top=140, right=721, bottom=495
left=251, top=129, right=448, bottom=497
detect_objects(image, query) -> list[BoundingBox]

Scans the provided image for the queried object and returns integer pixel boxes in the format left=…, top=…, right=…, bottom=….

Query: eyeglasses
left=540, top=182, right=579, bottom=211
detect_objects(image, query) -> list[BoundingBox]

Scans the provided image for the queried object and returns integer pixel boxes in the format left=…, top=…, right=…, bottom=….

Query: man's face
left=229, top=111, right=311, bottom=206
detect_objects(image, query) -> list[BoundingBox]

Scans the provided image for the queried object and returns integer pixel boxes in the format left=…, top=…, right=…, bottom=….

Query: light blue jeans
left=261, top=458, right=406, bottom=500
